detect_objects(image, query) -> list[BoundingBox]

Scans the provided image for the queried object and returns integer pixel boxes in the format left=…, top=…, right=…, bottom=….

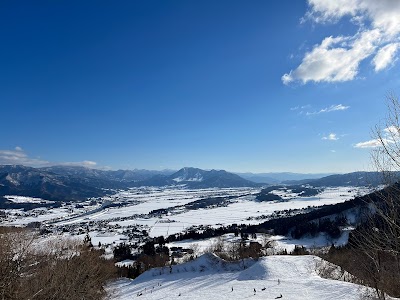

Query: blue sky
left=1, top=0, right=400, bottom=173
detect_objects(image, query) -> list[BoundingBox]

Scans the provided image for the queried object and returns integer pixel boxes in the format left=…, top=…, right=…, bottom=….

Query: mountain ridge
left=1, top=165, right=390, bottom=204
left=235, top=172, right=335, bottom=183
left=0, top=165, right=106, bottom=201
left=0, top=165, right=259, bottom=202
left=287, top=171, right=394, bottom=187
left=134, top=167, right=260, bottom=188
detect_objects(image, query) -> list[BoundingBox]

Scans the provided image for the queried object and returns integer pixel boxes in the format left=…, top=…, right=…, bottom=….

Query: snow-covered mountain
left=41, top=165, right=174, bottom=182
left=0, top=165, right=106, bottom=201
left=172, top=167, right=204, bottom=182
left=137, top=167, right=259, bottom=188
left=109, top=253, right=370, bottom=300
left=0, top=165, right=257, bottom=204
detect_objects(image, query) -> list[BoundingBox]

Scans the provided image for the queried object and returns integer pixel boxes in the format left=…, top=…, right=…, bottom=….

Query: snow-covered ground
left=55, top=186, right=368, bottom=237
left=1, top=186, right=371, bottom=248
left=3, top=186, right=390, bottom=299
left=3, top=207, right=73, bottom=225
left=166, top=232, right=351, bottom=256
left=108, top=253, right=375, bottom=300
left=4, top=195, right=55, bottom=204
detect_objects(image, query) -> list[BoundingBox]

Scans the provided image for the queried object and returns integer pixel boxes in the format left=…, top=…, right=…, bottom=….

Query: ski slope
left=108, top=254, right=371, bottom=300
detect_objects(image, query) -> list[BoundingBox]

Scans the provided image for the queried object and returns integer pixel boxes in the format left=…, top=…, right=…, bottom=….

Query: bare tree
left=371, top=94, right=400, bottom=258
left=0, top=227, right=116, bottom=300
left=0, top=227, right=36, bottom=300
left=350, top=93, right=400, bottom=299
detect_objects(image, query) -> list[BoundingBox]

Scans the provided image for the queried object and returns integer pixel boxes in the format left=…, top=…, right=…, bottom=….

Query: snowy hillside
left=139, top=167, right=259, bottom=188
left=172, top=167, right=204, bottom=182
left=109, top=254, right=371, bottom=300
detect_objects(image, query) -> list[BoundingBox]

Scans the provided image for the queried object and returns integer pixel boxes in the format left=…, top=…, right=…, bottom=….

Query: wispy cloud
left=354, top=126, right=400, bottom=148
left=283, top=1, right=400, bottom=84
left=290, top=104, right=311, bottom=111
left=0, top=147, right=49, bottom=167
left=0, top=148, right=97, bottom=168
left=306, top=104, right=349, bottom=115
left=322, top=133, right=339, bottom=140
left=58, top=161, right=98, bottom=168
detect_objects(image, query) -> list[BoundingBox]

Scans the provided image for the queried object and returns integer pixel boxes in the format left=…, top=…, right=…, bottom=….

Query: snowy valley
left=0, top=167, right=396, bottom=299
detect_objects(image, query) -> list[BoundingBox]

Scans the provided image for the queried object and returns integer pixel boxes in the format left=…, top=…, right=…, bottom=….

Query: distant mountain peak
left=138, top=167, right=259, bottom=188
left=172, top=167, right=205, bottom=182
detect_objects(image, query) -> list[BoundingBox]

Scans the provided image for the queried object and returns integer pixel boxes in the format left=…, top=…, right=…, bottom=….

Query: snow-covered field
left=2, top=185, right=389, bottom=300
left=108, top=253, right=374, bottom=300
left=166, top=232, right=351, bottom=256
left=4, top=195, right=55, bottom=204
left=1, top=186, right=371, bottom=248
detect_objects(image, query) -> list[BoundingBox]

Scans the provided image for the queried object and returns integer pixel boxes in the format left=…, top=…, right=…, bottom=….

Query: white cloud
left=0, top=148, right=97, bottom=168
left=372, top=43, right=399, bottom=71
left=303, top=0, right=359, bottom=23
left=307, top=0, right=400, bottom=36
left=354, top=139, right=386, bottom=148
left=83, top=160, right=97, bottom=167
left=354, top=125, right=400, bottom=148
left=322, top=133, right=339, bottom=140
left=383, top=125, right=400, bottom=137
left=306, top=104, right=349, bottom=115
left=58, top=160, right=98, bottom=168
left=283, top=31, right=380, bottom=84
left=290, top=104, right=311, bottom=111
left=0, top=149, right=49, bottom=167
left=283, top=1, right=400, bottom=84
